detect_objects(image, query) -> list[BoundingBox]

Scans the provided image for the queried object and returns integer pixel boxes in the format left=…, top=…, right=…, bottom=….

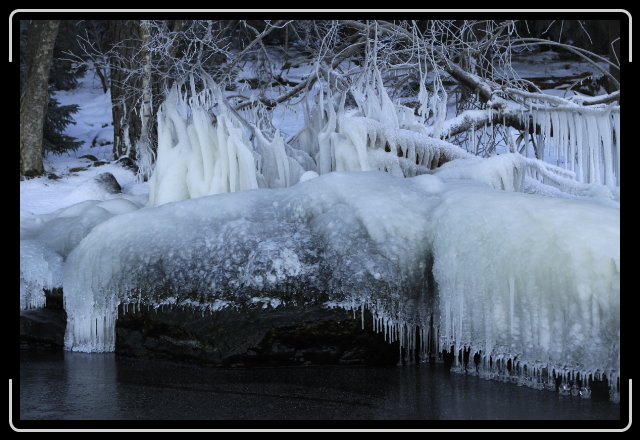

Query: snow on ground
left=20, top=163, right=147, bottom=217
left=55, top=72, right=114, bottom=154
left=509, top=50, right=608, bottom=80
left=21, top=70, right=149, bottom=218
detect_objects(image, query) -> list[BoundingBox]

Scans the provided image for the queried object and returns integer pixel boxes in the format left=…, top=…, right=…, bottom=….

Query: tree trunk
left=108, top=20, right=141, bottom=160
left=135, top=20, right=155, bottom=179
left=20, top=20, right=60, bottom=177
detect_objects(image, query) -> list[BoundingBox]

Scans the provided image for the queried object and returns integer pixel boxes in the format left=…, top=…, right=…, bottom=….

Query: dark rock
left=20, top=308, right=66, bottom=348
left=69, top=167, right=88, bottom=173
left=79, top=154, right=99, bottom=162
left=92, top=161, right=108, bottom=167
left=93, top=172, right=122, bottom=194
left=116, top=157, right=139, bottom=173
left=20, top=290, right=405, bottom=368
left=115, top=305, right=399, bottom=367
left=44, top=288, right=64, bottom=310
left=47, top=173, right=61, bottom=180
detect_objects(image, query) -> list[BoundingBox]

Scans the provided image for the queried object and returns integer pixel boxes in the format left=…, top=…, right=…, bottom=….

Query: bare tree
left=108, top=20, right=142, bottom=160
left=66, top=19, right=620, bottom=191
left=20, top=20, right=60, bottom=177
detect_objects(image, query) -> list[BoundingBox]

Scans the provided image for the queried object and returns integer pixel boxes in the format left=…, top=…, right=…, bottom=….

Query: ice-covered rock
left=20, top=190, right=145, bottom=311
left=62, top=171, right=619, bottom=394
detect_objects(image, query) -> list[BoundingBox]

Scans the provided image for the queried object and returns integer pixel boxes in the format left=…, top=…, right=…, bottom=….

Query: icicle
left=542, top=110, right=552, bottom=161
left=523, top=112, right=537, bottom=157
left=613, top=111, right=620, bottom=186
left=575, top=113, right=585, bottom=182
left=557, top=110, right=567, bottom=167
left=550, top=111, right=561, bottom=165
left=472, top=124, right=477, bottom=156
left=509, top=277, right=515, bottom=349
left=585, top=115, right=601, bottom=184
left=597, top=111, right=615, bottom=188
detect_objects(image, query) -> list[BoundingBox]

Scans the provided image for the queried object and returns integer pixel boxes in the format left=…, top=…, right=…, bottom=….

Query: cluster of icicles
left=519, top=107, right=620, bottom=188
left=148, top=73, right=470, bottom=206
left=148, top=73, right=619, bottom=209
left=71, top=294, right=620, bottom=403
left=365, top=303, right=621, bottom=403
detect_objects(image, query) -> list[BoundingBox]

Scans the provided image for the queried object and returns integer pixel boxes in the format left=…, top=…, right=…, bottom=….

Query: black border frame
left=11, top=8, right=631, bottom=431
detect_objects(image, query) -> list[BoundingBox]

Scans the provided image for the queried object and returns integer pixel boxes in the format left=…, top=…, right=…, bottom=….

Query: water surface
left=19, top=351, right=621, bottom=421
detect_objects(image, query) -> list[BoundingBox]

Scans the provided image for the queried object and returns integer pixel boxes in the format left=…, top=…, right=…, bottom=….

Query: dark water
left=18, top=350, right=621, bottom=422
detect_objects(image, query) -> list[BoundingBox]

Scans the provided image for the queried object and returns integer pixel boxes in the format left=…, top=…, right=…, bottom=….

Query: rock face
left=20, top=289, right=66, bottom=348
left=21, top=289, right=400, bottom=366
left=20, top=308, right=66, bottom=348
left=116, top=305, right=400, bottom=366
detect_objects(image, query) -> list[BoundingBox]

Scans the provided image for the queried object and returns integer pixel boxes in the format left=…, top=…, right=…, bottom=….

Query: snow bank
left=63, top=172, right=619, bottom=397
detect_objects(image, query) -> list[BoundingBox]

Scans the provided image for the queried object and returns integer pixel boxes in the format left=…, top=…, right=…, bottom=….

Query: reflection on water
left=19, top=351, right=620, bottom=421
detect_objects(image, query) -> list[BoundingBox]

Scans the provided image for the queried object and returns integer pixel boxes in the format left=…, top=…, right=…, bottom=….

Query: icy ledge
left=63, top=172, right=619, bottom=398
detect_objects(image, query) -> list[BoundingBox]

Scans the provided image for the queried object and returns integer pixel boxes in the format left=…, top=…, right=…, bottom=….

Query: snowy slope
left=21, top=71, right=149, bottom=218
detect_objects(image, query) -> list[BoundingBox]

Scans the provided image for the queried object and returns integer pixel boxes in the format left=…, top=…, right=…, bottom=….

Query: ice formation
left=430, top=181, right=619, bottom=398
left=148, top=83, right=307, bottom=206
left=20, top=240, right=63, bottom=310
left=522, top=107, right=620, bottom=187
left=435, top=153, right=618, bottom=207
left=294, top=69, right=471, bottom=180
left=148, top=68, right=619, bottom=215
left=150, top=71, right=478, bottom=206
left=20, top=195, right=145, bottom=310
left=432, top=100, right=620, bottom=191
left=63, top=171, right=619, bottom=399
